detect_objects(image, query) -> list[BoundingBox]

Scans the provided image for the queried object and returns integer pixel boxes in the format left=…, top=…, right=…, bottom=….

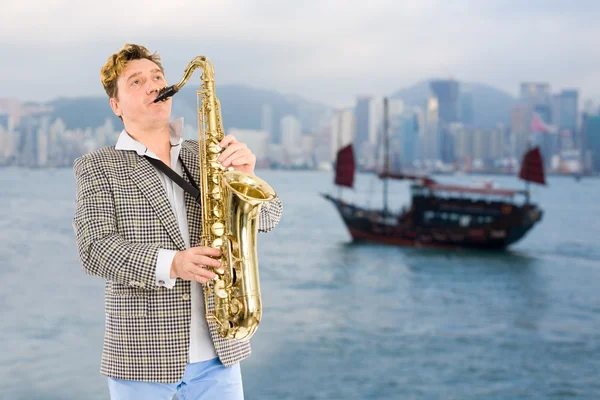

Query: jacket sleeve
left=258, top=195, right=283, bottom=233
left=72, top=154, right=162, bottom=290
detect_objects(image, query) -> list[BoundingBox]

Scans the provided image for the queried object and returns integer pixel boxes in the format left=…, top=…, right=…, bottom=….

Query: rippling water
left=1, top=167, right=599, bottom=399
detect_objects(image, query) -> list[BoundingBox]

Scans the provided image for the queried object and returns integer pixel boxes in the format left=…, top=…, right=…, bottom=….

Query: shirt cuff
left=156, top=249, right=178, bottom=289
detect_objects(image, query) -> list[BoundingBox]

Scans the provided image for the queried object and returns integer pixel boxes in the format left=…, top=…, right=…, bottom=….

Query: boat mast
left=338, top=111, right=342, bottom=200
left=383, top=97, right=389, bottom=215
left=524, top=140, right=531, bottom=204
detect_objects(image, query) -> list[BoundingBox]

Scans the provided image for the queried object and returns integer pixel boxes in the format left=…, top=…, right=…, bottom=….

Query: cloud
left=1, top=0, right=598, bottom=107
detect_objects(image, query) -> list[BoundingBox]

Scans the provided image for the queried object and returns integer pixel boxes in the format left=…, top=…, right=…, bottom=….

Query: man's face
left=110, top=58, right=171, bottom=127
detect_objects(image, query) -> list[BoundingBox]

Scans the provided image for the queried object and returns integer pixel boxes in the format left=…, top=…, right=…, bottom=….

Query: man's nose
left=146, top=80, right=161, bottom=95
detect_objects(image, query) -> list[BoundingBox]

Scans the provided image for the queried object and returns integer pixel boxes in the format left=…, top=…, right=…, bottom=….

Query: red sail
left=335, top=144, right=355, bottom=188
left=519, top=147, right=546, bottom=185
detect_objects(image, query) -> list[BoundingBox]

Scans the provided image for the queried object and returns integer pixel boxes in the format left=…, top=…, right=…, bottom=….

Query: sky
left=1, top=0, right=599, bottom=108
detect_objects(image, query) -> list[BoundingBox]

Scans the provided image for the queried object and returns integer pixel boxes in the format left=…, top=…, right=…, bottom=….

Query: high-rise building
left=280, top=115, right=302, bottom=153
left=398, top=112, right=419, bottom=167
left=582, top=113, right=600, bottom=173
left=452, top=124, right=472, bottom=165
left=557, top=89, right=579, bottom=144
left=37, top=127, right=48, bottom=167
left=354, top=96, right=370, bottom=147
left=472, top=129, right=491, bottom=167
left=0, top=125, right=16, bottom=164
left=531, top=104, right=556, bottom=168
left=430, top=80, right=460, bottom=164
left=228, top=128, right=269, bottom=164
left=18, top=115, right=40, bottom=166
left=0, top=99, right=22, bottom=128
left=354, top=96, right=383, bottom=168
left=329, top=109, right=355, bottom=163
left=518, top=82, right=557, bottom=169
left=0, top=112, right=9, bottom=129
left=388, top=98, right=405, bottom=120
left=520, top=82, right=551, bottom=105
left=489, top=126, right=506, bottom=161
left=423, top=97, right=439, bottom=161
left=261, top=104, right=273, bottom=143
left=368, top=97, right=383, bottom=145
left=430, top=80, right=460, bottom=124
left=583, top=99, right=596, bottom=115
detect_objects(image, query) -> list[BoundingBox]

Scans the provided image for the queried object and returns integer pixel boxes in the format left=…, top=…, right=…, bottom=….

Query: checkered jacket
left=72, top=139, right=282, bottom=383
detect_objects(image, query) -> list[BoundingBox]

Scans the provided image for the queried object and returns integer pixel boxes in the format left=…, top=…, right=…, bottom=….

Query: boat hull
left=321, top=193, right=542, bottom=251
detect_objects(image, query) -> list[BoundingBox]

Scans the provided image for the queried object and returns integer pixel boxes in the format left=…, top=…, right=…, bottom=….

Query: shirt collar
left=115, top=117, right=184, bottom=156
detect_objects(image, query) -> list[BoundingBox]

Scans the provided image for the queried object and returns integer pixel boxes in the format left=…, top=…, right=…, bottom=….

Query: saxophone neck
left=176, top=56, right=214, bottom=91
left=154, top=56, right=214, bottom=103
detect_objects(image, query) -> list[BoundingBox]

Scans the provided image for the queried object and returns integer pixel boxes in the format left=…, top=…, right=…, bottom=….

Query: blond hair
left=100, top=43, right=164, bottom=99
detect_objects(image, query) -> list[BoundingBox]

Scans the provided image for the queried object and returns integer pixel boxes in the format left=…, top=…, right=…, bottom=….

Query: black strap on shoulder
left=144, top=156, right=201, bottom=205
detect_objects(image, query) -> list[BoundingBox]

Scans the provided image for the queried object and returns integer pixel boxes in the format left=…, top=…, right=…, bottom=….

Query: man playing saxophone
left=72, top=43, right=282, bottom=399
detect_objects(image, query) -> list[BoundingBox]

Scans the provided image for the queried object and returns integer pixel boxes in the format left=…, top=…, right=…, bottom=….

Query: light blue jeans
left=107, top=357, right=244, bottom=400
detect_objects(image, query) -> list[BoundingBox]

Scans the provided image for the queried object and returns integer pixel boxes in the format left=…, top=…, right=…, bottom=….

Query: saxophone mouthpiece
left=154, top=85, right=178, bottom=103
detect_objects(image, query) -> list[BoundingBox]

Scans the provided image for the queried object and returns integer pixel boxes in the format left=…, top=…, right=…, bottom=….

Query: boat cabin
left=409, top=182, right=530, bottom=230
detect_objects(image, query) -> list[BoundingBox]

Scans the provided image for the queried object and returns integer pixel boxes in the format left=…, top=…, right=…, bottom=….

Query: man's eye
left=132, top=80, right=139, bottom=85
left=154, top=76, right=162, bottom=80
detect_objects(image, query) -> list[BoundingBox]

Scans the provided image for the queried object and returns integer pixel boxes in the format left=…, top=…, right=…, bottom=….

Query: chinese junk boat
left=321, top=98, right=545, bottom=250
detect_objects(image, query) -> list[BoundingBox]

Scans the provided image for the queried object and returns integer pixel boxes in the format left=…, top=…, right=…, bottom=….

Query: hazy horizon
left=2, top=0, right=599, bottom=107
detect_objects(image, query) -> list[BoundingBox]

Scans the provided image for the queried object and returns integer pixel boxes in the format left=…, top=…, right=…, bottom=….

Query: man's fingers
left=222, top=148, right=252, bottom=166
left=189, top=246, right=221, bottom=258
left=218, top=142, right=246, bottom=163
left=189, top=255, right=222, bottom=269
left=191, top=267, right=218, bottom=281
left=230, top=154, right=255, bottom=166
left=218, top=134, right=237, bottom=148
left=185, top=258, right=220, bottom=276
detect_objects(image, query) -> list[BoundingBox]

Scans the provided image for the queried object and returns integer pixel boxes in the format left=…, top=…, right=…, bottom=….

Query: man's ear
left=109, top=97, right=121, bottom=118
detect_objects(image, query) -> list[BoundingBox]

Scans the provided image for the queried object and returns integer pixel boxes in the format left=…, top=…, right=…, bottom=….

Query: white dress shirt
left=115, top=117, right=218, bottom=363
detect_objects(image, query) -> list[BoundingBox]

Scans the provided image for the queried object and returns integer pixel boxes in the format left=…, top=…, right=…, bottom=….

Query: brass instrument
left=154, top=57, right=276, bottom=340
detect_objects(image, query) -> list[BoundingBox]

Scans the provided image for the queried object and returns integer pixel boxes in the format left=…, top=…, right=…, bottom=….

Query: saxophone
left=154, top=56, right=276, bottom=340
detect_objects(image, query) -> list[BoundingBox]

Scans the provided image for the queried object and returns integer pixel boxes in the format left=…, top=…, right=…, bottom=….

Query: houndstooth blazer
left=72, top=139, right=282, bottom=383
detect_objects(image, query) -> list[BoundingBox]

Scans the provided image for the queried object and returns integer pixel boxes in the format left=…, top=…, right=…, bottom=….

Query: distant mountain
left=40, top=80, right=514, bottom=134
left=44, top=85, right=333, bottom=139
left=391, top=80, right=517, bottom=128
left=47, top=96, right=122, bottom=130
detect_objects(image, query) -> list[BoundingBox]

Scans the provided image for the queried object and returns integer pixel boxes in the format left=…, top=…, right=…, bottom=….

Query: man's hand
left=170, top=246, right=222, bottom=284
left=218, top=134, right=256, bottom=175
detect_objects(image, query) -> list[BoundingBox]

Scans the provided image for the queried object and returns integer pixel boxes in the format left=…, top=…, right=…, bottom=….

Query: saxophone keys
left=204, top=129, right=217, bottom=138
left=208, top=143, right=221, bottom=154
left=230, top=298, right=242, bottom=315
left=212, top=237, right=223, bottom=248
left=212, top=204, right=221, bottom=218
left=214, top=280, right=228, bottom=299
left=211, top=186, right=221, bottom=199
left=211, top=222, right=225, bottom=237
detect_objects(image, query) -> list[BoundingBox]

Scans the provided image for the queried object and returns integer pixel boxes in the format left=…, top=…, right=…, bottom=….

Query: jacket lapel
left=180, top=143, right=203, bottom=248
left=130, top=155, right=187, bottom=251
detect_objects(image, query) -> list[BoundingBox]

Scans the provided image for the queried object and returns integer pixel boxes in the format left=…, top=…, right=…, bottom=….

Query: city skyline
left=1, top=1, right=599, bottom=107
left=3, top=75, right=598, bottom=176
